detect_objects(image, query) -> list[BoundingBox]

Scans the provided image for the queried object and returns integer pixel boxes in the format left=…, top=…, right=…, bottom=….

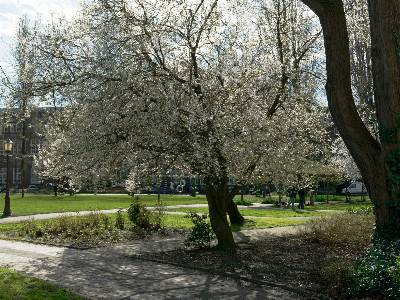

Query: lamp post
left=2, top=139, right=13, bottom=217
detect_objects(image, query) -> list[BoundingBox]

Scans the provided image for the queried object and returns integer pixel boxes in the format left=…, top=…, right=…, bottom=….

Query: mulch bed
left=136, top=234, right=358, bottom=299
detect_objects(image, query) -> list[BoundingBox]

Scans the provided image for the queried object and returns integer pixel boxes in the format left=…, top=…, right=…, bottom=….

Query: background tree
left=0, top=16, right=38, bottom=198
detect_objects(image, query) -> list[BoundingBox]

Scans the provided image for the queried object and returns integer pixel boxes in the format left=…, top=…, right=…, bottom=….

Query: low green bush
left=234, top=198, right=253, bottom=206
left=261, top=197, right=275, bottom=204
left=347, top=241, right=400, bottom=299
left=115, top=209, right=125, bottom=230
left=127, top=197, right=163, bottom=231
left=18, top=213, right=120, bottom=247
left=185, top=212, right=214, bottom=248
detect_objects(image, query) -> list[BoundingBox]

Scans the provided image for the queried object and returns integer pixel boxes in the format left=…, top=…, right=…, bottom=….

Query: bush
left=127, top=198, right=163, bottom=231
left=261, top=198, right=275, bottom=204
left=19, top=213, right=120, bottom=247
left=301, top=213, right=374, bottom=252
left=115, top=209, right=125, bottom=230
left=234, top=197, right=253, bottom=206
left=348, top=241, right=400, bottom=299
left=185, top=212, right=214, bottom=249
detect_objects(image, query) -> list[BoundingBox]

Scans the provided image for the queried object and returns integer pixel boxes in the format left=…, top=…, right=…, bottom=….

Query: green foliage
left=390, top=256, right=400, bottom=286
left=18, top=213, right=120, bottom=247
left=185, top=212, right=214, bottom=248
left=0, top=267, right=83, bottom=299
left=115, top=209, right=125, bottom=230
left=234, top=197, right=253, bottom=206
left=190, top=185, right=197, bottom=197
left=378, top=117, right=400, bottom=144
left=127, top=197, right=163, bottom=231
left=348, top=241, right=400, bottom=299
left=260, top=197, right=275, bottom=204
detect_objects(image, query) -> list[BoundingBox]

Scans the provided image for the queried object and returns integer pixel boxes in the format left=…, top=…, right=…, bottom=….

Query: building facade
left=0, top=108, right=47, bottom=190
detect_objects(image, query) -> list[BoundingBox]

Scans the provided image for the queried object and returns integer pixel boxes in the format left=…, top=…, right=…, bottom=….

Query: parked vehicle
left=27, top=185, right=40, bottom=192
left=341, top=181, right=367, bottom=195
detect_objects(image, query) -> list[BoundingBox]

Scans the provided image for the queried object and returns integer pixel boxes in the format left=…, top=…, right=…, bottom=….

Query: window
left=349, top=183, right=356, bottom=189
left=15, top=168, right=21, bottom=184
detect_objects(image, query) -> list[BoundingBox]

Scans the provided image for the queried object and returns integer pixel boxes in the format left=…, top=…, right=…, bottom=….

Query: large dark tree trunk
left=227, top=197, right=245, bottom=225
left=300, top=0, right=400, bottom=239
left=205, top=179, right=236, bottom=250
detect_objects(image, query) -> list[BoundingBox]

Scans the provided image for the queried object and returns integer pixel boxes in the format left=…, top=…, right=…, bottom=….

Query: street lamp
left=2, top=139, right=13, bottom=217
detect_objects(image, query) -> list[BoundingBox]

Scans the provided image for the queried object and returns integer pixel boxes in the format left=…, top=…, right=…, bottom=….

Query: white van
left=342, top=181, right=367, bottom=195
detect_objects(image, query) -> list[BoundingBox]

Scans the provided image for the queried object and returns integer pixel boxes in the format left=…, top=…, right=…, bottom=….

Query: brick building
left=0, top=107, right=48, bottom=190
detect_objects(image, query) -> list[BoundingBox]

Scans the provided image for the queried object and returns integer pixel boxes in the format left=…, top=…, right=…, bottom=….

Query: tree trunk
left=20, top=118, right=27, bottom=198
left=300, top=0, right=400, bottom=239
left=205, top=180, right=236, bottom=250
left=227, top=198, right=245, bottom=225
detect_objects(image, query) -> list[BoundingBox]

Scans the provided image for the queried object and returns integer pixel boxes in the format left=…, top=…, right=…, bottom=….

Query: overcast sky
left=0, top=0, right=80, bottom=68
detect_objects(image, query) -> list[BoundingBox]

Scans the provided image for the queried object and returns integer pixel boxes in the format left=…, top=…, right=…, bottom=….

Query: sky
left=0, top=0, right=80, bottom=68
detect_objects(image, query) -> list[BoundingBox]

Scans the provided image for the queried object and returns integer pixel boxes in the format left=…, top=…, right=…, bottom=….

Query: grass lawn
left=0, top=193, right=279, bottom=217
left=305, top=201, right=373, bottom=211
left=0, top=268, right=82, bottom=299
left=0, top=192, right=368, bottom=217
left=0, top=193, right=209, bottom=217
left=162, top=214, right=308, bottom=230
left=164, top=207, right=326, bottom=217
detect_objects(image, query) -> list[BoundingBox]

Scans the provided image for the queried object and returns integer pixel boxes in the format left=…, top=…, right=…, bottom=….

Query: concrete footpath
left=0, top=227, right=305, bottom=299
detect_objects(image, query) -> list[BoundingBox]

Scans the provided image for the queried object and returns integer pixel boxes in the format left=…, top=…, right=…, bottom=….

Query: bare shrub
left=301, top=213, right=374, bottom=252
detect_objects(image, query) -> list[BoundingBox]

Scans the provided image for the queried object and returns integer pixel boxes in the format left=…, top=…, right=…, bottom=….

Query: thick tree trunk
left=205, top=180, right=236, bottom=250
left=367, top=0, right=400, bottom=238
left=227, top=198, right=245, bottom=225
left=300, top=0, right=400, bottom=239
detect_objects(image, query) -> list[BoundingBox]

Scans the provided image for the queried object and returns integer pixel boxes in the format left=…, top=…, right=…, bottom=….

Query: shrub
left=185, top=212, right=214, bottom=249
left=348, top=241, right=400, bottom=299
left=127, top=198, right=163, bottom=231
left=18, top=213, right=120, bottom=247
left=301, top=213, right=374, bottom=252
left=261, top=198, right=275, bottom=204
left=115, top=209, right=125, bottom=230
left=234, top=197, right=253, bottom=206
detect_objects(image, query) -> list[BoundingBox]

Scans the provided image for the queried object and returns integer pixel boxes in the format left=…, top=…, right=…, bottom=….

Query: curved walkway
left=0, top=227, right=306, bottom=299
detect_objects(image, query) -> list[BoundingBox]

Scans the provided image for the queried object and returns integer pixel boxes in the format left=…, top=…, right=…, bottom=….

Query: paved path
left=0, top=227, right=305, bottom=299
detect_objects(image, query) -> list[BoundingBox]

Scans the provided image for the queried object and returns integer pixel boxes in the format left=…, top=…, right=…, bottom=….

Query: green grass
left=0, top=193, right=208, bottom=216
left=164, top=207, right=327, bottom=217
left=0, top=192, right=368, bottom=217
left=163, top=214, right=307, bottom=230
left=305, top=202, right=373, bottom=211
left=230, top=217, right=307, bottom=231
left=0, top=268, right=83, bottom=299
